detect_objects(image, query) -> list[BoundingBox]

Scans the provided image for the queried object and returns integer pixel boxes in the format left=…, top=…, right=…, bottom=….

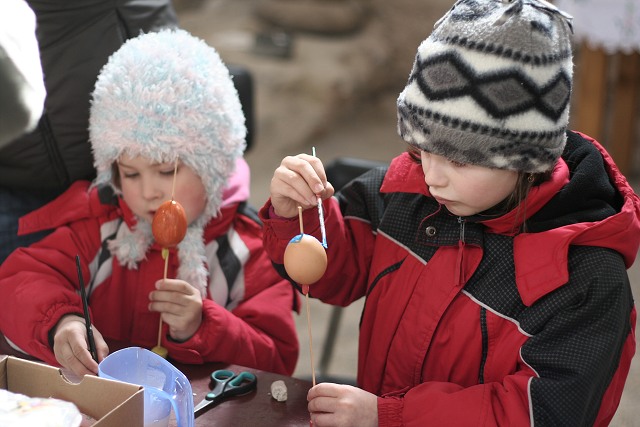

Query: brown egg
left=152, top=199, right=188, bottom=247
left=283, top=234, right=328, bottom=285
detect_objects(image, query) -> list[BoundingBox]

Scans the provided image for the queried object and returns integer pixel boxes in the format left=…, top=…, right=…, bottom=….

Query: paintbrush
left=76, top=254, right=98, bottom=363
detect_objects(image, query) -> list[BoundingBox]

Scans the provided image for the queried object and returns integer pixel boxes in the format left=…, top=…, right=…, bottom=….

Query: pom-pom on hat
left=397, top=0, right=574, bottom=173
left=89, top=29, right=246, bottom=295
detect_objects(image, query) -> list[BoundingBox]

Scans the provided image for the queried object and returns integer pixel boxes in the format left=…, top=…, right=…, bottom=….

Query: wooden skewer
left=170, top=159, right=178, bottom=200
left=297, top=205, right=317, bottom=387
left=156, top=250, right=170, bottom=349
left=306, top=291, right=316, bottom=387
left=298, top=206, right=304, bottom=235
left=155, top=160, right=180, bottom=351
left=310, top=148, right=326, bottom=426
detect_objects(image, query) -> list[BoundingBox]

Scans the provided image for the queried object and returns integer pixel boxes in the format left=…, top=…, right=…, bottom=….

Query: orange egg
left=283, top=234, right=328, bottom=285
left=152, top=199, right=188, bottom=247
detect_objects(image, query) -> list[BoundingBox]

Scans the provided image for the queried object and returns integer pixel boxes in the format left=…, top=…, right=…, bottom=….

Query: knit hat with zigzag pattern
left=397, top=0, right=574, bottom=173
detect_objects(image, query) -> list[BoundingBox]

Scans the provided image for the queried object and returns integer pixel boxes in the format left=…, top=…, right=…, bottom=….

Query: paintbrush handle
left=76, top=255, right=98, bottom=363
left=86, top=323, right=98, bottom=362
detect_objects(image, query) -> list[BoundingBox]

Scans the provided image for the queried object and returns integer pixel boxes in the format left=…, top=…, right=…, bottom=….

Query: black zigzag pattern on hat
left=412, top=51, right=571, bottom=121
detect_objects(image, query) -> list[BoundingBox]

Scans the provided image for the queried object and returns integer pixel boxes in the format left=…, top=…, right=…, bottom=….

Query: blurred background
left=173, top=0, right=640, bottom=424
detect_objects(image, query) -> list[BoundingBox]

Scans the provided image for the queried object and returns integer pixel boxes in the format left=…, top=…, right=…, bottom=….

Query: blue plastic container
left=98, top=347, right=194, bottom=427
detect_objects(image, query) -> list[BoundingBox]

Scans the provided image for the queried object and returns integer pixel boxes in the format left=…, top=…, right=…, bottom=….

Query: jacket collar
left=380, top=132, right=640, bottom=306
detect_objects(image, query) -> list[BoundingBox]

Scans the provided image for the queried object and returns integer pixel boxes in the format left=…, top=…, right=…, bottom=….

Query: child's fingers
left=54, top=334, right=98, bottom=376
left=270, top=154, right=334, bottom=217
left=284, top=154, right=327, bottom=194
left=289, top=154, right=335, bottom=201
left=272, top=166, right=318, bottom=206
left=153, top=278, right=198, bottom=294
left=271, top=177, right=316, bottom=212
left=149, top=280, right=202, bottom=315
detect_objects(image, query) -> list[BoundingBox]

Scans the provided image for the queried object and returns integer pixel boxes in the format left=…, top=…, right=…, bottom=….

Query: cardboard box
left=0, top=355, right=143, bottom=426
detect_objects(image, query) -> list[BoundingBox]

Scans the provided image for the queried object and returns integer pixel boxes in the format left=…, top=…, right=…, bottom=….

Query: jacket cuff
left=164, top=334, right=204, bottom=364
left=378, top=396, right=404, bottom=427
left=259, top=200, right=322, bottom=241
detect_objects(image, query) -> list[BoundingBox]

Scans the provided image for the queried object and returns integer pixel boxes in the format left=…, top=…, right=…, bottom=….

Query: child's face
left=420, top=151, right=518, bottom=217
left=117, top=154, right=207, bottom=225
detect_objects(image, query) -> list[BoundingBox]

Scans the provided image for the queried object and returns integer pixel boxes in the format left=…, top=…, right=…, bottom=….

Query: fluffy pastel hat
left=397, top=0, right=574, bottom=173
left=89, top=28, right=246, bottom=295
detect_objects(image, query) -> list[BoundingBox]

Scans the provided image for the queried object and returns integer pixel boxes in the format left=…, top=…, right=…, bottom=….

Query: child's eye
left=122, top=172, right=139, bottom=179
left=160, top=168, right=177, bottom=176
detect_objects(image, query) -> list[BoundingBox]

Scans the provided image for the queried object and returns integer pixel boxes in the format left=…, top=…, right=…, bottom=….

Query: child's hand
left=270, top=154, right=335, bottom=218
left=149, top=278, right=203, bottom=342
left=52, top=314, right=109, bottom=377
left=308, top=383, right=378, bottom=427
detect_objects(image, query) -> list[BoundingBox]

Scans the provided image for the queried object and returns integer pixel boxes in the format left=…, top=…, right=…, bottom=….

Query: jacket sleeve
left=0, top=218, right=104, bottom=365
left=163, top=214, right=300, bottom=375
left=377, top=246, right=636, bottom=427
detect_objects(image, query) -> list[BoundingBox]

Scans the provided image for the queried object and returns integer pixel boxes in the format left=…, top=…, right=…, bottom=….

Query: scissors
left=194, top=369, right=258, bottom=415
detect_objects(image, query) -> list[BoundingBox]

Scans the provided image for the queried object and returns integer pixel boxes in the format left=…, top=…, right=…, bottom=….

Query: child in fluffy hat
left=0, top=29, right=299, bottom=378
left=260, top=0, right=640, bottom=425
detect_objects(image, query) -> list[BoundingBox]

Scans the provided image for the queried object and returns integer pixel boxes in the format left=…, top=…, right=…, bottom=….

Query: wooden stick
left=298, top=206, right=304, bottom=235
left=306, top=292, right=316, bottom=387
left=157, top=250, right=170, bottom=348
left=170, top=159, right=178, bottom=199
left=297, top=205, right=316, bottom=387
left=156, top=159, right=180, bottom=349
left=156, top=318, right=163, bottom=349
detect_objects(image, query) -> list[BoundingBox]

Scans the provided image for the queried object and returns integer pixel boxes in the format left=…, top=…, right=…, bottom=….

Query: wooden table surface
left=181, top=362, right=312, bottom=427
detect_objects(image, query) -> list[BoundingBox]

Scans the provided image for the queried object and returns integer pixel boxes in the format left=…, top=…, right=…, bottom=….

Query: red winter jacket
left=261, top=131, right=639, bottom=425
left=0, top=169, right=299, bottom=375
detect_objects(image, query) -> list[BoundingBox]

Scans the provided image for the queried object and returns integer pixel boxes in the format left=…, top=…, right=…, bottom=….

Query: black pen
left=76, top=254, right=98, bottom=363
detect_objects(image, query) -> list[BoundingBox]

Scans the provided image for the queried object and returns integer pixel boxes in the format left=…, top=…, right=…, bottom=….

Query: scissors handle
left=194, top=369, right=258, bottom=415
left=205, top=370, right=257, bottom=401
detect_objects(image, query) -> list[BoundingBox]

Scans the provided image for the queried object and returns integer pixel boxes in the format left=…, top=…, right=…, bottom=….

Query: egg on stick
left=283, top=206, right=327, bottom=389
left=283, top=233, right=327, bottom=294
left=150, top=160, right=187, bottom=358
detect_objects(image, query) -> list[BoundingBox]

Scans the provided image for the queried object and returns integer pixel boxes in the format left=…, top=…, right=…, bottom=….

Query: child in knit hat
left=0, top=29, right=298, bottom=378
left=260, top=0, right=640, bottom=425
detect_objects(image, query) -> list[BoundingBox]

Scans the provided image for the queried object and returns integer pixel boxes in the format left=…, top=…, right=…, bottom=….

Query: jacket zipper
left=455, top=217, right=466, bottom=286
left=458, top=217, right=465, bottom=243
left=479, top=307, right=488, bottom=384
left=456, top=217, right=488, bottom=382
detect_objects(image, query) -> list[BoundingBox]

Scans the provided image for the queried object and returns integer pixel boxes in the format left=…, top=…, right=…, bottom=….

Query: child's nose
left=141, top=178, right=163, bottom=200
left=423, top=158, right=447, bottom=187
